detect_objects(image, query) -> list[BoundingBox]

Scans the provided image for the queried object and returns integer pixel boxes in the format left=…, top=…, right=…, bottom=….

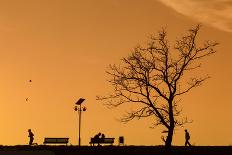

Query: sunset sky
left=0, top=0, right=231, bottom=146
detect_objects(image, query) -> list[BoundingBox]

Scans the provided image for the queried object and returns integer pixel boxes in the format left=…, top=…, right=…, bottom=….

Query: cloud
left=157, top=0, right=232, bottom=32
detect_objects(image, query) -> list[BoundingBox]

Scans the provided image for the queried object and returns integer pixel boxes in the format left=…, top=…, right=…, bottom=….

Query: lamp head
left=75, top=98, right=85, bottom=105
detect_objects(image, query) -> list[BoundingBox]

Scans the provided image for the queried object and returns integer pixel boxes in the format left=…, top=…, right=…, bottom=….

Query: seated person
left=93, top=132, right=101, bottom=145
left=101, top=134, right=105, bottom=142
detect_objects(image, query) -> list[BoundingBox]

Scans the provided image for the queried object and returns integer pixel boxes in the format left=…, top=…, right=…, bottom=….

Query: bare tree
left=97, top=25, right=218, bottom=150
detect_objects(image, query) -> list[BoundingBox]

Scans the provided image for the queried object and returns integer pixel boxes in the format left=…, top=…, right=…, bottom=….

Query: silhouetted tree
left=97, top=25, right=218, bottom=150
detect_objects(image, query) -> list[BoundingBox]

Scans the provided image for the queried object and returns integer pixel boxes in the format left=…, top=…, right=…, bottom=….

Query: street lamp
left=74, top=98, right=86, bottom=147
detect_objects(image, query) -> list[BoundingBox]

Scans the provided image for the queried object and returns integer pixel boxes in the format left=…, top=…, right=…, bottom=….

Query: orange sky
left=0, top=0, right=231, bottom=146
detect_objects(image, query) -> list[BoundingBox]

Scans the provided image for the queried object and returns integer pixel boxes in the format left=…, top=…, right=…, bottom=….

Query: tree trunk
left=164, top=99, right=175, bottom=151
left=165, top=126, right=174, bottom=151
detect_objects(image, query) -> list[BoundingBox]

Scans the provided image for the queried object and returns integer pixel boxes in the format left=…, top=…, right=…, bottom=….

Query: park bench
left=43, top=138, right=69, bottom=145
left=89, top=137, right=115, bottom=146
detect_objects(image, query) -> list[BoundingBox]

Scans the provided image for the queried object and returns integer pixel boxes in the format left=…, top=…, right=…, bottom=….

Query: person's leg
left=29, top=139, right=32, bottom=145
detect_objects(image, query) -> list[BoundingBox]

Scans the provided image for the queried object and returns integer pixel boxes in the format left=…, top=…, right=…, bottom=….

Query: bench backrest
left=44, top=138, right=69, bottom=144
left=103, top=138, right=114, bottom=143
left=90, top=138, right=114, bottom=143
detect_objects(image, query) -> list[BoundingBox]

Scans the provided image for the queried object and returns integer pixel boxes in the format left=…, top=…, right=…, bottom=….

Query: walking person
left=185, top=129, right=191, bottom=146
left=28, top=129, right=34, bottom=145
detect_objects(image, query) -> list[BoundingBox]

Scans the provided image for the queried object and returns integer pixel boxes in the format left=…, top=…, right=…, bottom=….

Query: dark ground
left=0, top=145, right=232, bottom=155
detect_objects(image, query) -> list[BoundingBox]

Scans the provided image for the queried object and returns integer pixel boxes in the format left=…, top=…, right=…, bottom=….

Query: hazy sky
left=157, top=0, right=232, bottom=32
left=0, top=0, right=231, bottom=146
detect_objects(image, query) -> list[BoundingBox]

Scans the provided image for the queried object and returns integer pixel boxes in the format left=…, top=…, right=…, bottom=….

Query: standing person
left=185, top=129, right=191, bottom=146
left=28, top=129, right=34, bottom=145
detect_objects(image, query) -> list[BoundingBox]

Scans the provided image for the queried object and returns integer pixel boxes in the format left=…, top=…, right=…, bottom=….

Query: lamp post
left=74, top=98, right=86, bottom=147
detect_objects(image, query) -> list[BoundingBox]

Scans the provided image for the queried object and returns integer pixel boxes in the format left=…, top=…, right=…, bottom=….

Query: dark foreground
left=0, top=145, right=232, bottom=155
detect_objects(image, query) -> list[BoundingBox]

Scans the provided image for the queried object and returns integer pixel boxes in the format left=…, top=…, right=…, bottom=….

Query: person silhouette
left=185, top=129, right=191, bottom=146
left=28, top=129, right=34, bottom=145
left=101, top=134, right=105, bottom=142
left=93, top=132, right=101, bottom=146
left=94, top=132, right=101, bottom=139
